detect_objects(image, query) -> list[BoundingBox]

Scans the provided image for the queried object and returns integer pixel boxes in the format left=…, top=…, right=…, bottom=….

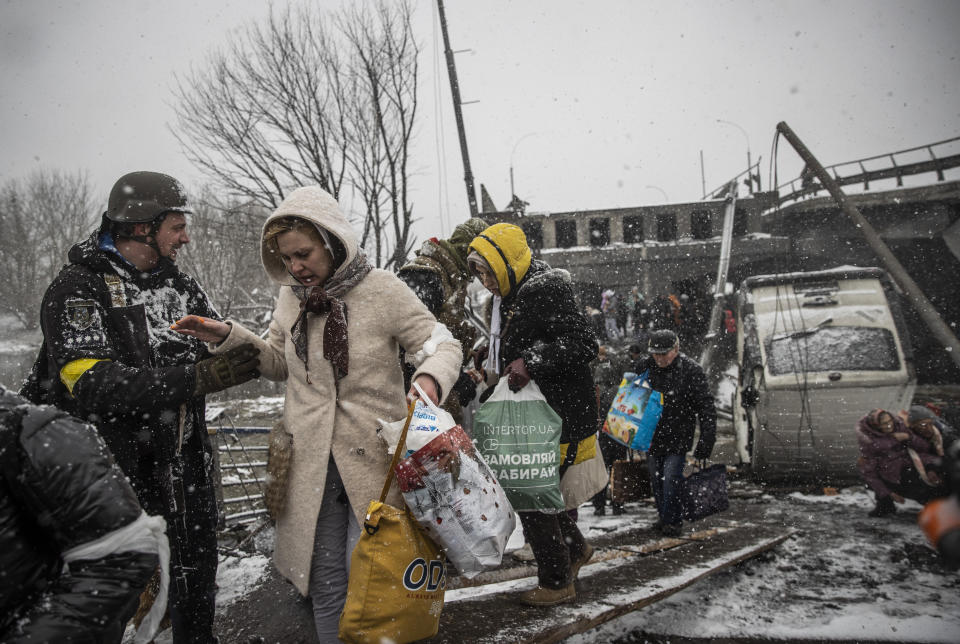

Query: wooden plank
left=428, top=522, right=794, bottom=644
left=447, top=527, right=726, bottom=590
left=528, top=529, right=794, bottom=644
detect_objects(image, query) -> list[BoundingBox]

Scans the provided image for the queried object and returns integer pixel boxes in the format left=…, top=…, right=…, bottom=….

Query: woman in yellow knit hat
left=468, top=222, right=599, bottom=607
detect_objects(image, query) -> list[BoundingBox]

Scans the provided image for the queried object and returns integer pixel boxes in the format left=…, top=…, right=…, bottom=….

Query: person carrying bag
left=601, top=370, right=664, bottom=452
left=466, top=223, right=597, bottom=607
left=339, top=400, right=446, bottom=644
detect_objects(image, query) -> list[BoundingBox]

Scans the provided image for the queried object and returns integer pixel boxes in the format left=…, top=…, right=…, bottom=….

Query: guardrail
left=776, top=135, right=960, bottom=206
left=206, top=411, right=272, bottom=525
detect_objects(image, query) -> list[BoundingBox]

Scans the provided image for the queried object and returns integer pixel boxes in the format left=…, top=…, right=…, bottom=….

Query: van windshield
left=764, top=326, right=900, bottom=375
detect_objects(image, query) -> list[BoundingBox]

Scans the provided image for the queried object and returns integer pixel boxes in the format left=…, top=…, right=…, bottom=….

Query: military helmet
left=103, top=171, right=192, bottom=223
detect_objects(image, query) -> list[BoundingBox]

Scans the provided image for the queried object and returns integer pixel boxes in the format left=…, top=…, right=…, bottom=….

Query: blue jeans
left=647, top=452, right=685, bottom=527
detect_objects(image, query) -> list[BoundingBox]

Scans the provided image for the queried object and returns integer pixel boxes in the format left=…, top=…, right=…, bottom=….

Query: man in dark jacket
left=641, top=329, right=716, bottom=537
left=1, top=384, right=161, bottom=642
left=468, top=223, right=599, bottom=607
left=23, top=171, right=260, bottom=643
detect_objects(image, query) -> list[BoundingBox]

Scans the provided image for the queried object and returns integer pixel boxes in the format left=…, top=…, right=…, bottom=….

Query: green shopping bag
left=473, top=378, right=564, bottom=511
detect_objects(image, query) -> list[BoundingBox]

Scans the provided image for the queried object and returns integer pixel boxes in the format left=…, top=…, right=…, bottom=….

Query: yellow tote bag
left=339, top=401, right=446, bottom=644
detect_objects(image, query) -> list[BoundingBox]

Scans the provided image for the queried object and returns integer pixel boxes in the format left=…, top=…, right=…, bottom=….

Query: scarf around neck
left=291, top=250, right=372, bottom=381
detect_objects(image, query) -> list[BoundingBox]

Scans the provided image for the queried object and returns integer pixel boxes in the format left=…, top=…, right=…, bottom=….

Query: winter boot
left=868, top=495, right=896, bottom=518
left=511, top=542, right=536, bottom=562
left=518, top=583, right=577, bottom=607
left=570, top=542, right=595, bottom=581
left=660, top=523, right=682, bottom=537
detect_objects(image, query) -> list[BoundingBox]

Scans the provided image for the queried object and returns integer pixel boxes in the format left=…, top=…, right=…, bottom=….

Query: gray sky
left=2, top=0, right=959, bottom=240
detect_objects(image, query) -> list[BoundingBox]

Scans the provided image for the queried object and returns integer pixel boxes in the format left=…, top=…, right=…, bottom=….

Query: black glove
left=452, top=371, right=478, bottom=406
left=194, top=343, right=260, bottom=395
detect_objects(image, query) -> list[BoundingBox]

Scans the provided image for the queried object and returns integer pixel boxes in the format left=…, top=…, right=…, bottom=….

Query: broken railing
left=777, top=134, right=960, bottom=206
left=206, top=406, right=270, bottom=526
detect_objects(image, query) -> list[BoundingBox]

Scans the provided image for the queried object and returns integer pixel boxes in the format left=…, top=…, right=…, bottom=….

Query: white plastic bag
left=395, top=425, right=516, bottom=577
left=377, top=383, right=456, bottom=456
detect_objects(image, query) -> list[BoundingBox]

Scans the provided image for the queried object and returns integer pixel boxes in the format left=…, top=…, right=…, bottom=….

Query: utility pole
left=436, top=0, right=478, bottom=218
left=700, top=182, right=737, bottom=373
left=700, top=149, right=706, bottom=199
left=776, top=121, right=960, bottom=370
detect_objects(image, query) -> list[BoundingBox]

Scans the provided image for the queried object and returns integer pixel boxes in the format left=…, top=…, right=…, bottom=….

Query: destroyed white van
left=733, top=267, right=916, bottom=483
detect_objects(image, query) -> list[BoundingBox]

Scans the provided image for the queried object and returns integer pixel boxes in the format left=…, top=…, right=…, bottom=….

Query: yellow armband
left=60, top=358, right=110, bottom=394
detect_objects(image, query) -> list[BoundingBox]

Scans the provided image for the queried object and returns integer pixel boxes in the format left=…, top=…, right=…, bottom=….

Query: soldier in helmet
left=27, top=171, right=260, bottom=643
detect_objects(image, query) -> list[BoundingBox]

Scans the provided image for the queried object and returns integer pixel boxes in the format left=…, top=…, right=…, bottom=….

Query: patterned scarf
left=291, top=250, right=372, bottom=381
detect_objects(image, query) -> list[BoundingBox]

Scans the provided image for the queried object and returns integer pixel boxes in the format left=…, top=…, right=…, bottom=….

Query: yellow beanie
left=468, top=223, right=532, bottom=297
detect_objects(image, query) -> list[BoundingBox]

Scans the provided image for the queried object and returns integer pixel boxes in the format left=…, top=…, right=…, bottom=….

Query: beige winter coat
left=213, top=187, right=462, bottom=595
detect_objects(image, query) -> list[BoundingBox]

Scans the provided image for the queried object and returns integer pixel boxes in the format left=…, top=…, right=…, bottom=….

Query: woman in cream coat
left=173, top=186, right=461, bottom=641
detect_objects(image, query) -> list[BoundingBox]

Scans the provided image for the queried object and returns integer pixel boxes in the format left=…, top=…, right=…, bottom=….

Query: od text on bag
left=339, top=402, right=445, bottom=644
left=396, top=425, right=516, bottom=578
left=681, top=462, right=729, bottom=522
left=473, top=378, right=564, bottom=512
left=602, top=371, right=664, bottom=451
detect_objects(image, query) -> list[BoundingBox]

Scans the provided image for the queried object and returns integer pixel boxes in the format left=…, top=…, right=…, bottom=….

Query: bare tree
left=340, top=1, right=419, bottom=269
left=177, top=187, right=275, bottom=333
left=0, top=170, right=98, bottom=329
left=172, top=0, right=420, bottom=270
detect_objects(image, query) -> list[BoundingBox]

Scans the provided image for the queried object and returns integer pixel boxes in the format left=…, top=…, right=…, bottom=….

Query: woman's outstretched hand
left=170, top=315, right=231, bottom=344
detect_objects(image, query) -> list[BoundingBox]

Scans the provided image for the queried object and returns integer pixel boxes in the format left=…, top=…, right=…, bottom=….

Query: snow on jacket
left=641, top=353, right=717, bottom=457
left=856, top=410, right=940, bottom=498
left=488, top=257, right=599, bottom=454
left=0, top=386, right=157, bottom=641
left=34, top=229, right=218, bottom=507
left=398, top=236, right=479, bottom=362
left=213, top=187, right=462, bottom=595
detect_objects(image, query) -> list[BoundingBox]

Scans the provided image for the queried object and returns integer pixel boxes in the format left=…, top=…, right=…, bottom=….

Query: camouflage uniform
left=399, top=219, right=488, bottom=423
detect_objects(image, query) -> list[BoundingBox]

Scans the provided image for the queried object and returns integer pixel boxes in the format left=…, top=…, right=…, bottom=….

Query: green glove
left=194, top=343, right=260, bottom=395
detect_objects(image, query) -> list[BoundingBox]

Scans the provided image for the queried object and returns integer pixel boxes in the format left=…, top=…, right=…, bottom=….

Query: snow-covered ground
left=5, top=313, right=956, bottom=643
left=573, top=488, right=960, bottom=643
left=203, top=483, right=958, bottom=643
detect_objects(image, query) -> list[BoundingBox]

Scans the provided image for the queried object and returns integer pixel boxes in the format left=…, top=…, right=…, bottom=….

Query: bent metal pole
left=776, top=121, right=960, bottom=369
left=437, top=0, right=479, bottom=218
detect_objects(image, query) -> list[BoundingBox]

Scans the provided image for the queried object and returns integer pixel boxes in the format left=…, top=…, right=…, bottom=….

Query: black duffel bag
left=681, top=462, right=729, bottom=521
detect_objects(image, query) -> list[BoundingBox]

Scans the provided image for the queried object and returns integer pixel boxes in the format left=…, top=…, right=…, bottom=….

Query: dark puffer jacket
left=497, top=260, right=600, bottom=457
left=28, top=230, right=218, bottom=505
left=641, top=353, right=717, bottom=457
left=0, top=386, right=156, bottom=641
